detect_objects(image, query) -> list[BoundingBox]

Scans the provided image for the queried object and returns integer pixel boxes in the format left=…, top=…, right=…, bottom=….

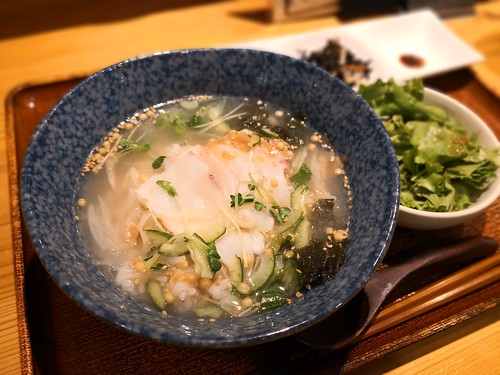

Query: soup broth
left=77, top=96, right=351, bottom=319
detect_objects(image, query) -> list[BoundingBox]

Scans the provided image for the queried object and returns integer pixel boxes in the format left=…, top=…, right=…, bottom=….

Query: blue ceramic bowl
left=21, top=49, right=399, bottom=347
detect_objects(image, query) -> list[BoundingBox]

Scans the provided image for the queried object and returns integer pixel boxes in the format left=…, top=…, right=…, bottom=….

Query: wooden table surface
left=1, top=1, right=499, bottom=374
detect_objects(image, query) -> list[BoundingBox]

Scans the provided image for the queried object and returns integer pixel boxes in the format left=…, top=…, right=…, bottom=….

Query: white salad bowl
left=397, top=88, right=500, bottom=230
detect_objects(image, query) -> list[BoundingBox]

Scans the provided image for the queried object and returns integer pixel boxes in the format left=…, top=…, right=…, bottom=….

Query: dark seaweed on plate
left=301, top=38, right=371, bottom=87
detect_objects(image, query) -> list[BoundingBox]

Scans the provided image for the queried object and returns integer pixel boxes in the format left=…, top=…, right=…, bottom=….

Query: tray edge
left=5, top=83, right=35, bottom=375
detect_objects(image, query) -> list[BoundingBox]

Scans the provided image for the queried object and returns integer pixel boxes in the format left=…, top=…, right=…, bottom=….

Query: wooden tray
left=6, top=69, right=500, bottom=374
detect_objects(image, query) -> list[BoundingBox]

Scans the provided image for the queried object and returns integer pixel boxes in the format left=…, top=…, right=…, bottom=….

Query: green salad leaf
left=359, top=79, right=499, bottom=212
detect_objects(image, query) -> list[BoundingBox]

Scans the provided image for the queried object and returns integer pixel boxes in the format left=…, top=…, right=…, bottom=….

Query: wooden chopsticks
left=363, top=251, right=500, bottom=338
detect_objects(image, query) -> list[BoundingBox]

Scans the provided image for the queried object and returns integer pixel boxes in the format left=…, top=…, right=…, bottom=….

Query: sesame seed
left=165, top=292, right=175, bottom=303
left=310, top=133, right=320, bottom=142
left=237, top=282, right=251, bottom=295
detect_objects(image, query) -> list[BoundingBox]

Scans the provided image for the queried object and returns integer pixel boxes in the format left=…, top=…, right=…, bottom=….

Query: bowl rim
left=398, top=87, right=500, bottom=221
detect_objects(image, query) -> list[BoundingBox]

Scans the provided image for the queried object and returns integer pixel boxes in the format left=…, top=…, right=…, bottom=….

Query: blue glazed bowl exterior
left=21, top=48, right=399, bottom=347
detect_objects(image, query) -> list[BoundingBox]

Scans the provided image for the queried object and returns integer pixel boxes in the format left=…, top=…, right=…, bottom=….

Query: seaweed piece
left=297, top=239, right=346, bottom=287
left=301, top=39, right=371, bottom=87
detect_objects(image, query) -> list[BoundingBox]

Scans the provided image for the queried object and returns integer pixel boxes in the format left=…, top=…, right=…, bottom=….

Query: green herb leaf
left=207, top=242, right=222, bottom=272
left=188, top=114, right=203, bottom=127
left=230, top=193, right=254, bottom=207
left=207, top=242, right=220, bottom=259
left=359, top=78, right=500, bottom=212
left=119, top=139, right=134, bottom=149
left=156, top=180, right=178, bottom=197
left=152, top=156, right=166, bottom=169
left=254, top=201, right=265, bottom=211
left=151, top=263, right=166, bottom=271
left=208, top=257, right=222, bottom=272
left=135, top=144, right=151, bottom=152
left=230, top=284, right=242, bottom=297
left=155, top=112, right=203, bottom=133
left=119, top=139, right=150, bottom=152
left=270, top=205, right=291, bottom=224
left=290, top=163, right=312, bottom=185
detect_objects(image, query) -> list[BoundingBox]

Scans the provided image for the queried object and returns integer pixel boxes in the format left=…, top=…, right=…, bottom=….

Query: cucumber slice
left=247, top=248, right=275, bottom=291
left=145, top=229, right=172, bottom=247
left=294, top=217, right=312, bottom=249
left=247, top=132, right=261, bottom=147
left=280, top=258, right=301, bottom=296
left=146, top=279, right=165, bottom=310
left=143, top=250, right=161, bottom=270
left=194, top=223, right=227, bottom=244
left=290, top=185, right=313, bottom=211
left=227, top=254, right=243, bottom=283
left=159, top=235, right=189, bottom=257
left=194, top=304, right=224, bottom=319
left=258, top=288, right=288, bottom=312
left=275, top=210, right=303, bottom=234
left=187, top=236, right=215, bottom=279
left=213, top=122, right=231, bottom=134
left=260, top=127, right=279, bottom=138
left=273, top=253, right=285, bottom=277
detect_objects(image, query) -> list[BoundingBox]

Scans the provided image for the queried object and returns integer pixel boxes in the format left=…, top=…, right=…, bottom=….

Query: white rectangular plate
left=229, top=9, right=484, bottom=84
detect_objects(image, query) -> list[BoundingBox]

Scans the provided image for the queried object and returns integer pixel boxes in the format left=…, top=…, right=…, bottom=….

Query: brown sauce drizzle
left=400, top=54, right=425, bottom=68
